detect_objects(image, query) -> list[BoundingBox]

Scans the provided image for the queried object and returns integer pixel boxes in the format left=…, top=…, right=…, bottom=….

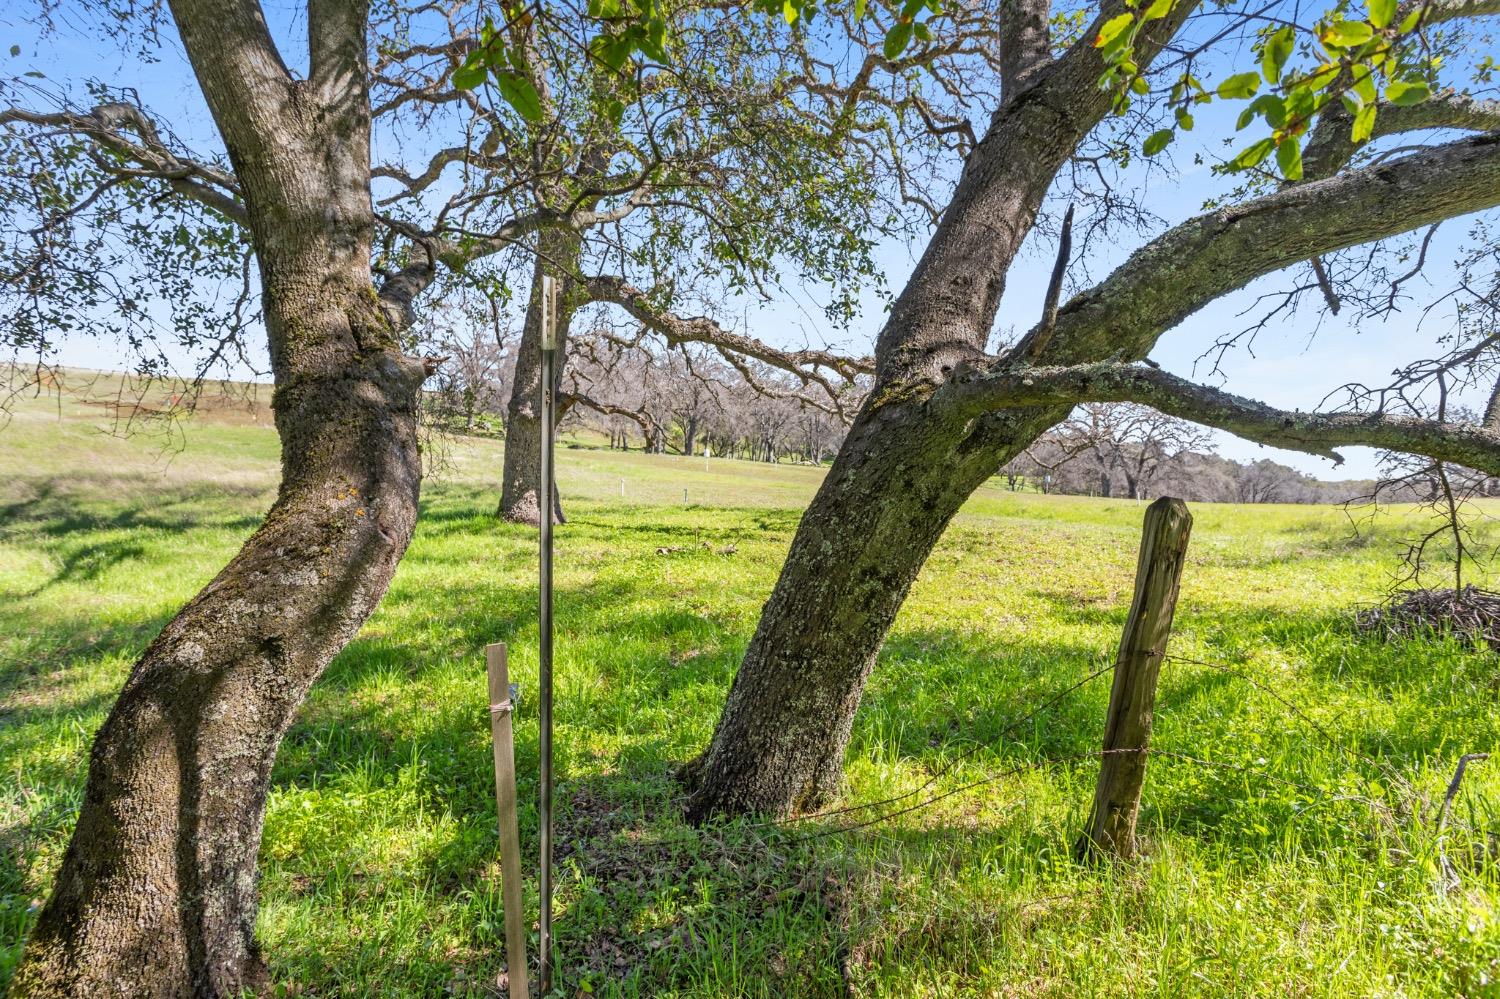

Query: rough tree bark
left=498, top=229, right=581, bottom=525
left=9, top=1, right=429, bottom=994
left=682, top=11, right=1117, bottom=814
left=685, top=0, right=1500, bottom=819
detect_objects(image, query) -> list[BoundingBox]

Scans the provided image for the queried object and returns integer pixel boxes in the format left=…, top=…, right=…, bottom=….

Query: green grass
left=7, top=374, right=1500, bottom=996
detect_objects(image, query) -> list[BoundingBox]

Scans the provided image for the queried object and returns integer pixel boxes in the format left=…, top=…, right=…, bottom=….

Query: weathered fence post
left=486, top=643, right=529, bottom=997
left=1076, top=496, right=1193, bottom=861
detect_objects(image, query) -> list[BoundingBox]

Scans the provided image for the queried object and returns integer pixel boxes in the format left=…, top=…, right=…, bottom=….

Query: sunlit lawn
left=6, top=373, right=1500, bottom=996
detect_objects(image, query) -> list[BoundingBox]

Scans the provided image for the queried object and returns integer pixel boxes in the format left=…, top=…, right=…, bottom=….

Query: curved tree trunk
left=680, top=10, right=1184, bottom=818
left=684, top=402, right=1061, bottom=818
left=10, top=2, right=431, bottom=992
left=10, top=332, right=424, bottom=997
left=498, top=230, right=582, bottom=525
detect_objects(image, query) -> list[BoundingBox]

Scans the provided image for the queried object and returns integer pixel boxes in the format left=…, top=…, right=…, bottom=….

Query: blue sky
left=4, top=3, right=1491, bottom=481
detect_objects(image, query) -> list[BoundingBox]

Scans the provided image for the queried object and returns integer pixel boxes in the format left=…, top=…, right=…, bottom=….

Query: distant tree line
left=424, top=324, right=855, bottom=465
left=430, top=343, right=1500, bottom=504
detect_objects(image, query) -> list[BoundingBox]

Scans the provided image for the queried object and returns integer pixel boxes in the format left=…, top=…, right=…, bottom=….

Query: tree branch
left=0, top=104, right=247, bottom=223
left=167, top=0, right=297, bottom=155
left=1017, top=134, right=1500, bottom=367
left=585, top=275, right=874, bottom=385
left=998, top=0, right=1055, bottom=95
left=1304, top=92, right=1500, bottom=181
left=940, top=361, right=1500, bottom=473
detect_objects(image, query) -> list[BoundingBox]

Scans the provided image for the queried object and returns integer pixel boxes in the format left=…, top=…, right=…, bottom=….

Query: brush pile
left=1355, top=585, right=1500, bottom=651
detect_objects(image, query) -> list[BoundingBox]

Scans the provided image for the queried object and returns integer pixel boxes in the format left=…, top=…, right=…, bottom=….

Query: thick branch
left=941, top=361, right=1500, bottom=473
left=1305, top=92, right=1500, bottom=180
left=167, top=0, right=297, bottom=157
left=309, top=0, right=371, bottom=109
left=998, top=0, right=1055, bottom=94
left=1017, top=134, right=1500, bottom=366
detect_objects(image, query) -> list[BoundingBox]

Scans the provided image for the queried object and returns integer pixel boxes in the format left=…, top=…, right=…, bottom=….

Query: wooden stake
left=486, top=643, right=529, bottom=997
left=1076, top=497, right=1192, bottom=861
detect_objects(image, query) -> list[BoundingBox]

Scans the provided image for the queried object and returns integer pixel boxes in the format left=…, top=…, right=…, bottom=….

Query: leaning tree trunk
left=498, top=229, right=582, bottom=525
left=10, top=281, right=426, bottom=997
left=9, top=2, right=430, bottom=989
left=684, top=400, right=1065, bottom=818
left=678, top=10, right=1167, bottom=816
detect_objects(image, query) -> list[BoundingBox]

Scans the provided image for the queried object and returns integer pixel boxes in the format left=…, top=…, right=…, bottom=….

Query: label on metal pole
left=540, top=275, right=557, bottom=350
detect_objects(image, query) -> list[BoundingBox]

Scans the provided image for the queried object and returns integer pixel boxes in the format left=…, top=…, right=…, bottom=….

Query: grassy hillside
left=6, top=373, right=1500, bottom=996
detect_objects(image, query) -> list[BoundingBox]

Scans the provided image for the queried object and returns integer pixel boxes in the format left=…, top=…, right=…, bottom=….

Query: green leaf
left=1351, top=102, right=1377, bottom=142
left=590, top=34, right=633, bottom=71
left=854, top=0, right=867, bottom=20
left=637, top=23, right=670, bottom=64
left=1175, top=106, right=1194, bottom=130
left=1320, top=19, right=1374, bottom=48
left=452, top=59, right=488, bottom=91
left=1385, top=79, right=1431, bottom=106
left=1368, top=0, right=1396, bottom=28
left=7, top=45, right=18, bottom=57
left=783, top=0, right=799, bottom=24
left=1229, top=137, right=1276, bottom=170
left=1398, top=6, right=1424, bottom=31
left=1217, top=71, right=1261, bottom=99
left=1248, top=93, right=1287, bottom=128
left=1261, top=26, right=1295, bottom=85
left=883, top=21, right=913, bottom=59
left=495, top=70, right=544, bottom=122
left=1094, top=12, right=1135, bottom=49
left=1141, top=0, right=1173, bottom=22
left=1143, top=128, right=1174, bottom=155
left=1276, top=138, right=1303, bottom=180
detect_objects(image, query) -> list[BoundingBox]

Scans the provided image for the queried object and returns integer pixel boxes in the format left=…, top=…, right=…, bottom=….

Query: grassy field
left=7, top=374, right=1500, bottom=997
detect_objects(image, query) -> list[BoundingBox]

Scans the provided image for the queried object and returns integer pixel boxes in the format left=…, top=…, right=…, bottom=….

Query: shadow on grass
left=10, top=485, right=1500, bottom=995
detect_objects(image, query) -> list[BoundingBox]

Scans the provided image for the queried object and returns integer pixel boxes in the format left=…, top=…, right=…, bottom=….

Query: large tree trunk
left=684, top=402, right=1062, bottom=817
left=10, top=3, right=430, bottom=992
left=681, top=15, right=1161, bottom=817
left=11, top=324, right=423, bottom=996
left=498, top=230, right=581, bottom=525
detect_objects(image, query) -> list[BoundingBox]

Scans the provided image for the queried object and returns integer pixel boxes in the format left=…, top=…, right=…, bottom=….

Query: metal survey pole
left=537, top=274, right=558, bottom=994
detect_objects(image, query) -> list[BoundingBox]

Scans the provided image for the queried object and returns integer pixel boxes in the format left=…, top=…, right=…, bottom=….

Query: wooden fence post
left=1076, top=497, right=1193, bottom=862
left=486, top=643, right=529, bottom=997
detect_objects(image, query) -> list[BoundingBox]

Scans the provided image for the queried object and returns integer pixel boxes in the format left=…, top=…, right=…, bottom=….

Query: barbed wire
left=736, top=650, right=1494, bottom=850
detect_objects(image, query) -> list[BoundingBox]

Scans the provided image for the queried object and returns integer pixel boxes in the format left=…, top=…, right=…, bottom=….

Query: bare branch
left=1028, top=203, right=1074, bottom=360
left=585, top=275, right=873, bottom=385
left=941, top=361, right=1500, bottom=473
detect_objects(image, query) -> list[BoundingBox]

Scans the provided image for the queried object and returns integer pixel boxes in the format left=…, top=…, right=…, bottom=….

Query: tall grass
left=4, top=378, right=1500, bottom=996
